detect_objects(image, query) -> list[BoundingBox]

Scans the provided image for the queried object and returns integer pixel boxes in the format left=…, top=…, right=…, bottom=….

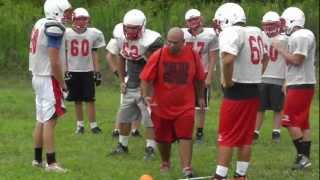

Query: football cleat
left=196, top=131, right=204, bottom=144
left=271, top=131, right=280, bottom=143
left=160, top=161, right=171, bottom=173
left=253, top=132, right=260, bottom=141
left=112, top=129, right=120, bottom=138
left=131, top=129, right=142, bottom=137
left=291, top=154, right=311, bottom=170
left=144, top=146, right=155, bottom=160
left=45, top=163, right=68, bottom=173
left=32, top=160, right=45, bottom=168
left=182, top=166, right=194, bottom=178
left=75, top=126, right=84, bottom=134
left=91, top=127, right=102, bottom=134
left=110, top=143, right=129, bottom=155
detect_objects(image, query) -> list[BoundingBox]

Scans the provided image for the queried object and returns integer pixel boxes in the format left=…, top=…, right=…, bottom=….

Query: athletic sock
left=236, top=161, right=249, bottom=176
left=90, top=122, right=98, bottom=129
left=215, top=165, right=228, bottom=178
left=34, top=147, right=42, bottom=163
left=293, top=137, right=303, bottom=155
left=119, top=135, right=129, bottom=147
left=46, top=152, right=56, bottom=165
left=302, top=141, right=311, bottom=158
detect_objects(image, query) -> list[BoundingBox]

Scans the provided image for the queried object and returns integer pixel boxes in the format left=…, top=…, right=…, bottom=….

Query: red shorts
left=151, top=110, right=194, bottom=143
left=281, top=88, right=314, bottom=129
left=218, top=97, right=260, bottom=147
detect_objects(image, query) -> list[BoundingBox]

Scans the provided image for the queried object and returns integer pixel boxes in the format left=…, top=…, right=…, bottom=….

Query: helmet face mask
left=185, top=9, right=202, bottom=31
left=72, top=8, right=90, bottom=32
left=262, top=11, right=282, bottom=37
left=123, top=25, right=142, bottom=40
left=123, top=9, right=146, bottom=40
left=186, top=17, right=202, bottom=31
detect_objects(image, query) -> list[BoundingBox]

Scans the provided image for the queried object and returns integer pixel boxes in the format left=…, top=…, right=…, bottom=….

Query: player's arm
left=194, top=51, right=206, bottom=112
left=118, top=55, right=127, bottom=93
left=145, top=37, right=163, bottom=59
left=272, top=37, right=305, bottom=65
left=106, top=52, right=119, bottom=77
left=45, top=22, right=67, bottom=90
left=261, top=53, right=269, bottom=74
left=206, top=50, right=218, bottom=87
left=221, top=52, right=235, bottom=88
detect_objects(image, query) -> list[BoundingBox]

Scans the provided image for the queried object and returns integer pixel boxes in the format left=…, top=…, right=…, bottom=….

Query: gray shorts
left=117, top=88, right=153, bottom=128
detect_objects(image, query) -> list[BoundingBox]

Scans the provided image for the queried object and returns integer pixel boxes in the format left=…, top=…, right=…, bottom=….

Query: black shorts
left=66, top=72, right=95, bottom=102
left=196, top=86, right=211, bottom=110
left=258, top=83, right=284, bottom=112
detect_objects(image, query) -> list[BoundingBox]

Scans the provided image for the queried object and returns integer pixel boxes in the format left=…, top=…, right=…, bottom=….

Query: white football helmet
left=44, top=0, right=72, bottom=23
left=72, top=8, right=90, bottom=32
left=262, top=11, right=283, bottom=37
left=185, top=9, right=202, bottom=30
left=212, top=3, right=246, bottom=34
left=123, top=9, right=146, bottom=40
left=281, top=7, right=305, bottom=35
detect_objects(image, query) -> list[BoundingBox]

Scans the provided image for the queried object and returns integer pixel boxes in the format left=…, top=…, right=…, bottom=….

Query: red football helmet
left=72, top=8, right=90, bottom=32
left=262, top=11, right=282, bottom=37
left=123, top=9, right=146, bottom=40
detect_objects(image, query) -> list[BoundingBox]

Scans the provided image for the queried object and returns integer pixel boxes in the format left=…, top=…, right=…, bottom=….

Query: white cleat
left=45, top=163, right=68, bottom=173
left=32, top=160, right=45, bottom=168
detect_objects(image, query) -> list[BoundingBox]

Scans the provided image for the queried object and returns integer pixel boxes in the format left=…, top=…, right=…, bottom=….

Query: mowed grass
left=0, top=78, right=318, bottom=180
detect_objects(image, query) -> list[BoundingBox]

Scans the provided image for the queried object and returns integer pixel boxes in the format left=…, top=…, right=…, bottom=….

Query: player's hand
left=142, top=96, right=152, bottom=107
left=222, top=80, right=234, bottom=88
left=94, top=72, right=102, bottom=86
left=61, top=86, right=69, bottom=99
left=198, top=97, right=206, bottom=113
left=120, top=82, right=127, bottom=94
left=205, top=76, right=212, bottom=87
left=113, top=70, right=119, bottom=77
left=64, top=71, right=72, bottom=81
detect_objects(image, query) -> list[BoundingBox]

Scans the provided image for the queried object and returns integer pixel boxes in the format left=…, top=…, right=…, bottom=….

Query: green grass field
left=0, top=78, right=318, bottom=180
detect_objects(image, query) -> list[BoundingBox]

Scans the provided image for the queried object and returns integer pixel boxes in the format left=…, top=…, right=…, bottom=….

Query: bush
left=0, top=0, right=318, bottom=77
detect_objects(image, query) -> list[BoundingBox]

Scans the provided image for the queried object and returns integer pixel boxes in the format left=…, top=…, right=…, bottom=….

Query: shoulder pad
left=45, top=21, right=65, bottom=37
left=142, top=29, right=161, bottom=47
left=113, top=23, right=124, bottom=39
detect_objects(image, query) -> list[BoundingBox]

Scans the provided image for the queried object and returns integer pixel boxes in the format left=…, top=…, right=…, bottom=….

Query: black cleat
left=112, top=129, right=120, bottom=138
left=272, top=131, right=280, bottom=142
left=110, top=143, right=129, bottom=155
left=253, top=132, right=260, bottom=141
left=131, top=129, right=142, bottom=137
left=75, top=126, right=84, bottom=134
left=144, top=146, right=155, bottom=160
left=291, top=154, right=311, bottom=170
left=195, top=131, right=204, bottom=144
left=91, top=127, right=102, bottom=134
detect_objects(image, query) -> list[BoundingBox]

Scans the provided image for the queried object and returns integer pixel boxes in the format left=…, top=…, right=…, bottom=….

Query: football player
left=272, top=7, right=316, bottom=170
left=254, top=11, right=288, bottom=142
left=211, top=3, right=268, bottom=180
left=182, top=9, right=219, bottom=143
left=29, top=0, right=72, bottom=172
left=64, top=7, right=106, bottom=134
left=105, top=38, right=142, bottom=138
left=107, top=9, right=163, bottom=160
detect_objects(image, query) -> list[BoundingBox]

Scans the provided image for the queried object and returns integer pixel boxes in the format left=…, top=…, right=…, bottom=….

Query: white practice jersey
left=65, top=28, right=106, bottom=72
left=182, top=28, right=219, bottom=72
left=110, top=23, right=161, bottom=61
left=29, top=18, right=66, bottom=76
left=262, top=32, right=288, bottom=79
left=219, top=26, right=265, bottom=84
left=286, top=29, right=316, bottom=85
left=106, top=38, right=120, bottom=55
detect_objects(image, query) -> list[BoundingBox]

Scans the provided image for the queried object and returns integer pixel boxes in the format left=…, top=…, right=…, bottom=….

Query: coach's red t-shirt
left=140, top=45, right=205, bottom=119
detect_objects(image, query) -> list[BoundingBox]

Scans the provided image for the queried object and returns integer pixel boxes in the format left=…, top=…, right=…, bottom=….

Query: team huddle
left=28, top=0, right=316, bottom=179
